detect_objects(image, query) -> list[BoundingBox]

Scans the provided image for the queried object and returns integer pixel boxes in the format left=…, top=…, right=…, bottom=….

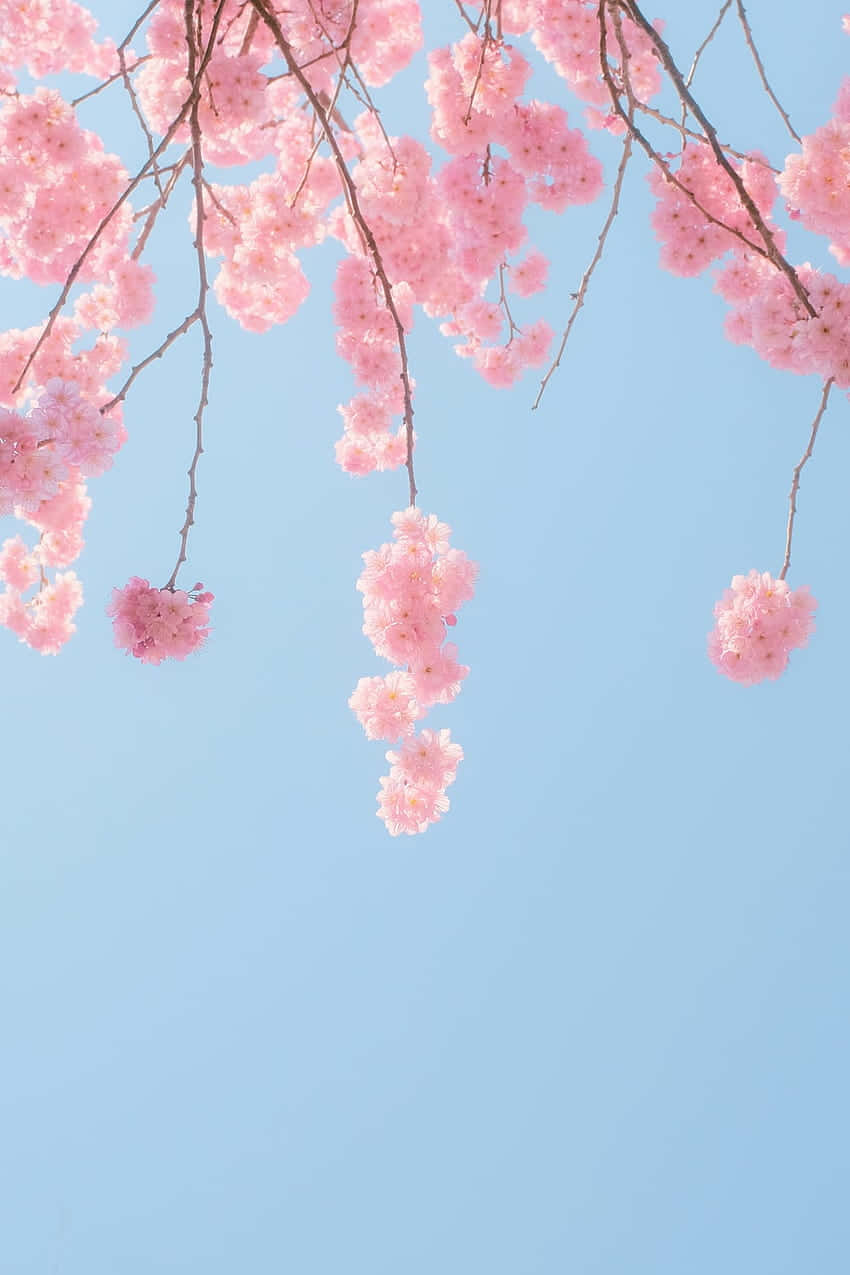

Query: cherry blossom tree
left=0, top=0, right=845, bottom=831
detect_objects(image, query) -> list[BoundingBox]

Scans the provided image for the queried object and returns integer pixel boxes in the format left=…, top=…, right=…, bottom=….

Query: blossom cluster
left=778, top=78, right=850, bottom=268
left=708, top=571, right=816, bottom=685
left=107, top=578, right=214, bottom=665
left=1, top=0, right=848, bottom=837
left=350, top=509, right=476, bottom=834
left=0, top=378, right=122, bottom=653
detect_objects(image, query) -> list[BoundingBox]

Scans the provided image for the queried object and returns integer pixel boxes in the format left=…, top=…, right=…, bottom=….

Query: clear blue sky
left=2, top=3, right=849, bottom=1272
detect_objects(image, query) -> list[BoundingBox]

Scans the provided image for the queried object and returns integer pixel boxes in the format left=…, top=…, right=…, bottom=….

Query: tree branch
left=779, top=378, right=833, bottom=581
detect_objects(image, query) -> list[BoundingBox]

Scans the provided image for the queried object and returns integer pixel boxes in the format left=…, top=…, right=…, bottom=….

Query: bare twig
left=100, top=310, right=201, bottom=415
left=71, top=56, right=150, bottom=109
left=250, top=0, right=418, bottom=505
left=533, top=126, right=632, bottom=410
left=634, top=99, right=780, bottom=171
left=132, top=150, right=192, bottom=258
left=165, top=0, right=216, bottom=591
left=118, top=44, right=165, bottom=198
left=453, top=0, right=480, bottom=34
left=71, top=0, right=160, bottom=106
left=497, top=263, right=522, bottom=343
left=685, top=0, right=732, bottom=88
left=778, top=378, right=833, bottom=580
left=735, top=0, right=801, bottom=143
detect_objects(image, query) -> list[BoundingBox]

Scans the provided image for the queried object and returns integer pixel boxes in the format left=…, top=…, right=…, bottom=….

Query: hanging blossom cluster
left=636, top=26, right=850, bottom=685
left=350, top=509, right=476, bottom=835
left=2, top=0, right=850, bottom=825
left=0, top=379, right=122, bottom=653
left=107, top=578, right=214, bottom=665
left=708, top=571, right=816, bottom=686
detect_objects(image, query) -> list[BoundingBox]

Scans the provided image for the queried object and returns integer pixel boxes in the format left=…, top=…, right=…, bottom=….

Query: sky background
left=2, top=3, right=850, bottom=1272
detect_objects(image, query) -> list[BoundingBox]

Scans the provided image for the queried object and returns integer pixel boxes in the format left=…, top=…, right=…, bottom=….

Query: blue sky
left=2, top=3, right=849, bottom=1272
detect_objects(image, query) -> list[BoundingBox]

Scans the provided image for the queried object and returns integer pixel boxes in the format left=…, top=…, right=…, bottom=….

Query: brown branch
left=452, top=0, right=480, bottom=34
left=249, top=0, right=418, bottom=506
left=464, top=0, right=497, bottom=125
left=778, top=378, right=833, bottom=581
left=132, top=150, right=192, bottom=258
left=13, top=8, right=226, bottom=396
left=497, top=262, right=521, bottom=343
left=634, top=99, right=779, bottom=171
left=619, top=0, right=814, bottom=316
left=533, top=125, right=632, bottom=410
left=239, top=8, right=260, bottom=56
left=165, top=0, right=216, bottom=591
left=599, top=6, right=769, bottom=262
left=118, top=47, right=165, bottom=199
left=735, top=0, right=801, bottom=144
left=71, top=1, right=160, bottom=106
left=685, top=0, right=732, bottom=88
left=100, top=310, right=201, bottom=416
left=71, top=56, right=150, bottom=108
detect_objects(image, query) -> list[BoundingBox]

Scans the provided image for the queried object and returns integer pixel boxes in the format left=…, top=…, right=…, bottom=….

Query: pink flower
left=107, top=577, right=213, bottom=664
left=708, top=570, right=816, bottom=684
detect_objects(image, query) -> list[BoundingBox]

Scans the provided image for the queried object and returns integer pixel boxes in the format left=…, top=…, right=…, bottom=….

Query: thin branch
left=100, top=310, right=201, bottom=415
left=452, top=0, right=480, bottom=34
left=778, top=378, right=833, bottom=580
left=634, top=98, right=780, bottom=171
left=464, top=0, right=496, bottom=124
left=71, top=0, right=160, bottom=106
left=497, top=262, right=522, bottom=342
left=132, top=150, right=192, bottom=258
left=249, top=0, right=418, bottom=506
left=533, top=126, right=632, bottom=410
left=685, top=0, right=732, bottom=88
left=119, top=0, right=163, bottom=52
left=735, top=1, right=801, bottom=144
left=599, top=6, right=769, bottom=263
left=620, top=0, right=814, bottom=316
left=165, top=0, right=216, bottom=591
left=118, top=43, right=165, bottom=199
left=71, top=56, right=150, bottom=108
left=239, top=8, right=260, bottom=55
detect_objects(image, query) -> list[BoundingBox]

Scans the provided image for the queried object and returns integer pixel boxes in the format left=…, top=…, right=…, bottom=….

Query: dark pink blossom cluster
left=107, top=578, right=214, bottom=665
left=349, top=508, right=476, bottom=834
left=0, top=379, right=120, bottom=654
left=708, top=570, right=816, bottom=685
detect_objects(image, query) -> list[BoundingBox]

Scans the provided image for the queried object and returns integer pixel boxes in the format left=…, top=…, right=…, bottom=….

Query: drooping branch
left=132, top=150, right=192, bottom=260
left=617, top=0, right=815, bottom=317
left=249, top=0, right=418, bottom=506
left=685, top=0, right=732, bottom=88
left=735, top=0, right=801, bottom=144
left=778, top=378, right=833, bottom=581
left=598, top=4, right=768, bottom=262
left=533, top=124, right=632, bottom=410
left=100, top=310, right=201, bottom=416
left=165, top=0, right=216, bottom=591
